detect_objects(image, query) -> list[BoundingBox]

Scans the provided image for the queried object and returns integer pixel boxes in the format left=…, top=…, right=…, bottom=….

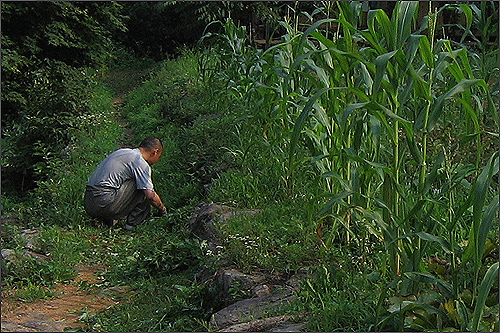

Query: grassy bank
left=1, top=48, right=384, bottom=331
left=1, top=53, right=215, bottom=331
left=95, top=48, right=387, bottom=331
left=2, top=3, right=499, bottom=330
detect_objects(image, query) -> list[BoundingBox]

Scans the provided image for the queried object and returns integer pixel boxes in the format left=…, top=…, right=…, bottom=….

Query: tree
left=115, top=1, right=207, bottom=60
left=1, top=1, right=126, bottom=195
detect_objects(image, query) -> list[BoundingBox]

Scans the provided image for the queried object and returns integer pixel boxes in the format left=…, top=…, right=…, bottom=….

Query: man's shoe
left=101, top=219, right=118, bottom=227
left=123, top=224, right=134, bottom=231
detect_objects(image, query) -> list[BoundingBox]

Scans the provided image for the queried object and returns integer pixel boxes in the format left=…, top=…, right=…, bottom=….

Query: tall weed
left=31, top=80, right=122, bottom=227
left=120, top=49, right=238, bottom=208
left=200, top=2, right=498, bottom=331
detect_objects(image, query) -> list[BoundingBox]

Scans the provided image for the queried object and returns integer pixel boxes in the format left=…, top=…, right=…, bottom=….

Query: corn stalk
left=200, top=3, right=498, bottom=330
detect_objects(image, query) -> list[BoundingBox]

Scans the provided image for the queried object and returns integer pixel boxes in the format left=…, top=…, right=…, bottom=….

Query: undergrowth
left=1, top=8, right=498, bottom=329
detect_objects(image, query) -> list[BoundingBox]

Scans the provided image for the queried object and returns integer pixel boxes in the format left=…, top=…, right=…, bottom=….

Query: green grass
left=218, top=201, right=320, bottom=272
left=75, top=214, right=214, bottom=332
left=1, top=6, right=498, bottom=331
left=293, top=264, right=379, bottom=332
left=11, top=281, right=57, bottom=303
left=1, top=225, right=91, bottom=289
left=82, top=275, right=210, bottom=332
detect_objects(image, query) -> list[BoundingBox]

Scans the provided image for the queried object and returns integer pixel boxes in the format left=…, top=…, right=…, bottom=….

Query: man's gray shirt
left=87, top=148, right=154, bottom=191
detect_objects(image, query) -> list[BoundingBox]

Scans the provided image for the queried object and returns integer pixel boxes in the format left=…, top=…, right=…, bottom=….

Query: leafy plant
left=1, top=2, right=125, bottom=195
left=1, top=225, right=90, bottom=289
left=12, top=281, right=56, bottom=303
left=200, top=2, right=498, bottom=331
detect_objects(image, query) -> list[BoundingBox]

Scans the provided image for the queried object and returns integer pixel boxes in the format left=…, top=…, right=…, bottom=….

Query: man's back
left=87, top=148, right=153, bottom=191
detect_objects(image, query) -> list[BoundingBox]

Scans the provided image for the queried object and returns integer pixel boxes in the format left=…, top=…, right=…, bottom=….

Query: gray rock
left=189, top=203, right=232, bottom=251
left=1, top=249, right=17, bottom=262
left=218, top=315, right=294, bottom=332
left=285, top=267, right=312, bottom=292
left=252, top=284, right=271, bottom=297
left=269, top=321, right=307, bottom=332
left=189, top=203, right=311, bottom=332
left=1, top=321, right=39, bottom=332
left=217, top=268, right=265, bottom=298
left=210, top=287, right=296, bottom=330
left=21, top=228, right=40, bottom=251
left=1, top=316, right=73, bottom=332
left=189, top=202, right=259, bottom=252
left=2, top=248, right=49, bottom=263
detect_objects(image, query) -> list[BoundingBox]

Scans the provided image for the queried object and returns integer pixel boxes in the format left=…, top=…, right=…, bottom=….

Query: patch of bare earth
left=1, top=69, right=146, bottom=332
left=107, top=70, right=148, bottom=146
left=1, top=264, right=129, bottom=332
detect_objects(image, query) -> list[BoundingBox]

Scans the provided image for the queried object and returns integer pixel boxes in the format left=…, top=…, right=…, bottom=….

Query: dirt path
left=1, top=264, right=129, bottom=332
left=1, top=69, right=147, bottom=332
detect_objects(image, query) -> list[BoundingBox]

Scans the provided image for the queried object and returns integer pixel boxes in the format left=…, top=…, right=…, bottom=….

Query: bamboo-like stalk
left=444, top=149, right=459, bottom=297
left=201, top=7, right=498, bottom=328
left=419, top=6, right=437, bottom=193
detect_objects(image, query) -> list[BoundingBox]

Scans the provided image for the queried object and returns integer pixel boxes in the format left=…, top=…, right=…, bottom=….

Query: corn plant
left=200, top=2, right=498, bottom=331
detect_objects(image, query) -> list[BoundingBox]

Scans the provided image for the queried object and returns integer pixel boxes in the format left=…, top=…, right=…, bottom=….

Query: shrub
left=1, top=1, right=125, bottom=196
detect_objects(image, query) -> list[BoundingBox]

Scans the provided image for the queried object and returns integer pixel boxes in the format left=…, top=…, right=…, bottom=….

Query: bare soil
left=1, top=264, right=129, bottom=332
left=1, top=69, right=144, bottom=332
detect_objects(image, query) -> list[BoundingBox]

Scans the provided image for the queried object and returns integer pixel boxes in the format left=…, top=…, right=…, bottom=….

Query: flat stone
left=218, top=315, right=293, bottom=332
left=1, top=321, right=39, bottom=332
left=21, top=228, right=40, bottom=251
left=217, top=268, right=265, bottom=296
left=270, top=322, right=307, bottom=332
left=1, top=249, right=16, bottom=261
left=189, top=203, right=260, bottom=251
left=252, top=284, right=271, bottom=297
left=210, top=287, right=296, bottom=330
left=189, top=203, right=232, bottom=251
left=16, top=319, right=71, bottom=332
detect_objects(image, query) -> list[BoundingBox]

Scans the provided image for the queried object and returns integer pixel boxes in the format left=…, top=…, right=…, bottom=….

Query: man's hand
left=143, top=189, right=167, bottom=215
left=152, top=208, right=167, bottom=217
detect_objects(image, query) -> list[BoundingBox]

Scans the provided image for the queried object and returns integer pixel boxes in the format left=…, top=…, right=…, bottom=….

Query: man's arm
left=143, top=189, right=167, bottom=214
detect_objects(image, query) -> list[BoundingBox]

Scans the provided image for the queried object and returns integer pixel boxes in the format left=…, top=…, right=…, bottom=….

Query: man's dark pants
left=84, top=179, right=150, bottom=226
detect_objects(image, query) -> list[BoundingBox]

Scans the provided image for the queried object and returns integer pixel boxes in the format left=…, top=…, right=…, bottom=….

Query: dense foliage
left=197, top=2, right=499, bottom=330
left=1, top=1, right=126, bottom=194
left=115, top=2, right=206, bottom=60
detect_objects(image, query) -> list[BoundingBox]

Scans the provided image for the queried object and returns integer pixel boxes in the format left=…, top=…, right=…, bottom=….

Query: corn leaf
left=369, top=115, right=381, bottom=151
left=418, top=34, right=434, bottom=68
left=360, top=24, right=385, bottom=54
left=462, top=153, right=499, bottom=264
left=377, top=299, right=447, bottom=331
left=478, top=195, right=499, bottom=260
left=457, top=48, right=473, bottom=78
left=421, top=150, right=445, bottom=196
left=428, top=79, right=482, bottom=132
left=457, top=4, right=474, bottom=44
left=341, top=102, right=369, bottom=128
left=395, top=1, right=418, bottom=49
left=288, top=87, right=331, bottom=171
left=471, top=262, right=499, bottom=332
left=299, top=18, right=338, bottom=49
left=374, top=8, right=393, bottom=50
left=404, top=272, right=454, bottom=298
left=415, top=231, right=452, bottom=254
left=401, top=121, right=422, bottom=164
left=373, top=50, right=398, bottom=95
left=318, top=191, right=353, bottom=216
left=353, top=206, right=391, bottom=238
left=403, top=34, right=422, bottom=69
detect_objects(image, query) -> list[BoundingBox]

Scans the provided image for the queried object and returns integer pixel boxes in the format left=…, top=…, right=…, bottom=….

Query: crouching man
left=84, top=136, right=167, bottom=230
